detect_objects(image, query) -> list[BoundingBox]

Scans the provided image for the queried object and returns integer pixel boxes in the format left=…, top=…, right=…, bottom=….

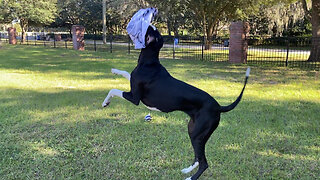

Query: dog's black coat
left=119, top=26, right=248, bottom=180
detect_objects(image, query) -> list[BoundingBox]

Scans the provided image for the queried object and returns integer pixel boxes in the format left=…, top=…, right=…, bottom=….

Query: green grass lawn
left=0, top=44, right=319, bottom=179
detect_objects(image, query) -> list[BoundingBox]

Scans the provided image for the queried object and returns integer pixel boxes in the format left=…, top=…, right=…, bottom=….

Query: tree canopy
left=0, top=0, right=57, bottom=41
left=0, top=0, right=315, bottom=38
left=1, top=0, right=318, bottom=61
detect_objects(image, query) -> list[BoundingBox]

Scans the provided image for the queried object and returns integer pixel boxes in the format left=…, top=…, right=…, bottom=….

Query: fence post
left=35, top=34, right=37, bottom=46
left=0, top=32, right=4, bottom=43
left=202, top=36, right=205, bottom=60
left=110, top=34, right=113, bottom=53
left=128, top=35, right=131, bottom=54
left=0, top=33, right=3, bottom=45
left=65, top=40, right=67, bottom=49
left=54, top=33, right=56, bottom=48
left=94, top=32, right=97, bottom=52
left=27, top=35, right=29, bottom=45
left=285, top=37, right=290, bottom=67
left=173, top=36, right=176, bottom=59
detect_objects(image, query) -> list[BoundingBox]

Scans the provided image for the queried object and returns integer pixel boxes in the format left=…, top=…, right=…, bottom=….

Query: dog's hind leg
left=181, top=118, right=199, bottom=174
left=111, top=68, right=131, bottom=80
left=186, top=131, right=209, bottom=180
left=102, top=89, right=124, bottom=107
left=185, top=113, right=219, bottom=180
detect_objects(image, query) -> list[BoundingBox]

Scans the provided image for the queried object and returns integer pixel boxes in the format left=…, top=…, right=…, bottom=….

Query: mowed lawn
left=0, top=44, right=319, bottom=179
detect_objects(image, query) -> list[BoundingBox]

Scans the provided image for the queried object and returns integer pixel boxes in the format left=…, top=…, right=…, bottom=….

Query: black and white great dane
left=102, top=26, right=250, bottom=180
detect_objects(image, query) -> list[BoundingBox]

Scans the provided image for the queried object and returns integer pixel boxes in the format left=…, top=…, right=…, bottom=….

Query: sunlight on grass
left=28, top=141, right=60, bottom=156
left=223, top=143, right=242, bottom=151
left=258, top=150, right=317, bottom=161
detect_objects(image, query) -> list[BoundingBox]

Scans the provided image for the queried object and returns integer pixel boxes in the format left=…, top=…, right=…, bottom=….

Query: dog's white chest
left=144, top=104, right=161, bottom=112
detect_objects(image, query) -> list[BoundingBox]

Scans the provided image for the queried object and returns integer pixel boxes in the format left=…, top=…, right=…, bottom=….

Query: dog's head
left=145, top=25, right=163, bottom=50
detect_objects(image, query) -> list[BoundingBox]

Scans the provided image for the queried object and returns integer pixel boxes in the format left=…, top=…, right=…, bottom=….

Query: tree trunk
left=20, top=19, right=28, bottom=43
left=173, top=27, right=179, bottom=37
left=21, top=28, right=26, bottom=43
left=204, top=22, right=215, bottom=50
left=167, top=21, right=172, bottom=36
left=205, top=36, right=213, bottom=50
left=307, top=0, right=320, bottom=62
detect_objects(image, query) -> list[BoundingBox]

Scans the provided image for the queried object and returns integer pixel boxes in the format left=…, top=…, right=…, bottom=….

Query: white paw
left=102, top=101, right=110, bottom=107
left=181, top=162, right=199, bottom=174
left=185, top=177, right=192, bottom=180
left=181, top=168, right=190, bottom=174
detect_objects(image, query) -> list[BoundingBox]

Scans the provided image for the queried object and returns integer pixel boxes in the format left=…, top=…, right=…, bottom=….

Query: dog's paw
left=181, top=162, right=199, bottom=174
left=185, top=177, right=192, bottom=180
left=181, top=168, right=191, bottom=174
left=102, top=102, right=110, bottom=108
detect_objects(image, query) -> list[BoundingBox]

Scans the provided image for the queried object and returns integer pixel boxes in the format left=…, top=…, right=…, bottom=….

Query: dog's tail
left=220, top=67, right=250, bottom=113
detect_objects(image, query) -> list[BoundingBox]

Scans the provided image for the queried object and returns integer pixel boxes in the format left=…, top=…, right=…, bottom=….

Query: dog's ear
left=145, top=25, right=163, bottom=49
left=145, top=25, right=157, bottom=47
left=146, top=34, right=155, bottom=46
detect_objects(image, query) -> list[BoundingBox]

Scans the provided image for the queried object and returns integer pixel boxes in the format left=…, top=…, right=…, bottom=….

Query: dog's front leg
left=111, top=68, right=131, bottom=81
left=102, top=79, right=141, bottom=107
left=121, top=76, right=142, bottom=106
left=102, top=89, right=124, bottom=107
left=122, top=86, right=141, bottom=106
left=102, top=72, right=141, bottom=107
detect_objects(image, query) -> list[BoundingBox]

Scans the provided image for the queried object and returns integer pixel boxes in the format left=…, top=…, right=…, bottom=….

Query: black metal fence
left=0, top=32, right=74, bottom=49
left=0, top=32, right=319, bottom=71
left=247, top=36, right=320, bottom=70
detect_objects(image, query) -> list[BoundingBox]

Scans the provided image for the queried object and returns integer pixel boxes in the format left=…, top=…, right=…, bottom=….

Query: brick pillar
left=72, top=25, right=85, bottom=50
left=229, top=21, right=250, bottom=63
left=55, top=34, right=62, bottom=41
left=8, top=27, right=17, bottom=45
